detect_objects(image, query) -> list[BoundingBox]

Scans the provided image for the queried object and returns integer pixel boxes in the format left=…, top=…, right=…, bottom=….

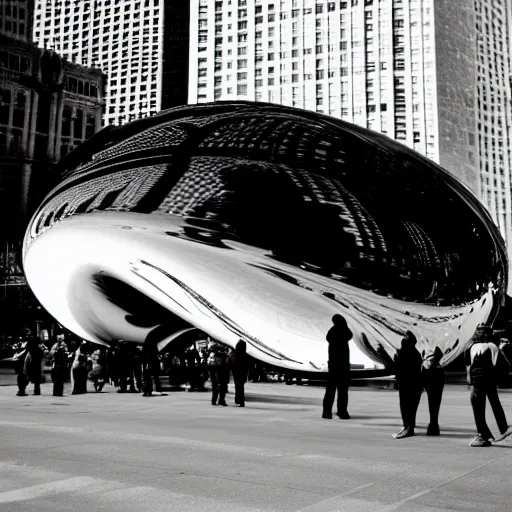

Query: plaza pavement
left=0, top=380, right=511, bottom=512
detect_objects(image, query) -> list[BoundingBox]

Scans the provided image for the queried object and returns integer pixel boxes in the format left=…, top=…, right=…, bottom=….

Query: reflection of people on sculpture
left=465, top=325, right=512, bottom=447
left=207, top=340, right=229, bottom=406
left=230, top=340, right=249, bottom=407
left=393, top=331, right=423, bottom=439
left=421, top=346, right=445, bottom=436
left=50, top=334, right=69, bottom=396
left=322, top=314, right=352, bottom=420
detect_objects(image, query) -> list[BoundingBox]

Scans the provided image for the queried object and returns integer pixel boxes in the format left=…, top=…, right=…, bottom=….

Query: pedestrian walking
left=322, top=314, right=352, bottom=419
left=465, top=325, right=512, bottom=447
left=393, top=331, right=423, bottom=439
left=422, top=346, right=445, bottom=436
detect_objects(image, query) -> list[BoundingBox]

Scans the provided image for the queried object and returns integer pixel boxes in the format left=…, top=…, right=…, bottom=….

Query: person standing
left=141, top=335, right=163, bottom=397
left=71, top=342, right=89, bottom=394
left=13, top=341, right=28, bottom=397
left=422, top=346, right=445, bottom=436
left=207, top=339, right=229, bottom=406
left=230, top=340, right=249, bottom=407
left=322, top=314, right=353, bottom=419
left=465, top=325, right=512, bottom=447
left=24, top=335, right=45, bottom=396
left=50, top=336, right=68, bottom=396
left=393, top=331, right=423, bottom=439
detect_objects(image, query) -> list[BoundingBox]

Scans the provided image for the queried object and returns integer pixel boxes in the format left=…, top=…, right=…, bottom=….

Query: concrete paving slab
left=0, top=382, right=511, bottom=511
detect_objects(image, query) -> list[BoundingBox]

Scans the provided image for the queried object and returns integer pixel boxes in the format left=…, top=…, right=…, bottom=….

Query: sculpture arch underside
left=22, top=101, right=508, bottom=375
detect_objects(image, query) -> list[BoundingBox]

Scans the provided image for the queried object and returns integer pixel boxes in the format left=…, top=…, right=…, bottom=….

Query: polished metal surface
left=22, top=101, right=508, bottom=372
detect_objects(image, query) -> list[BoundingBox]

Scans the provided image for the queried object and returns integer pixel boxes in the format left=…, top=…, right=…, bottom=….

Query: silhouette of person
left=422, top=346, right=445, bottom=436
left=207, top=340, right=229, bottom=406
left=465, top=325, right=512, bottom=447
left=322, top=314, right=352, bottom=419
left=393, top=331, right=423, bottom=439
left=230, top=340, right=249, bottom=407
left=50, top=336, right=68, bottom=397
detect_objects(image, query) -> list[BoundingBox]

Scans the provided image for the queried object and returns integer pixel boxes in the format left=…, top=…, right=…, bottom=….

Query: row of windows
left=0, top=51, right=31, bottom=75
left=65, top=77, right=100, bottom=99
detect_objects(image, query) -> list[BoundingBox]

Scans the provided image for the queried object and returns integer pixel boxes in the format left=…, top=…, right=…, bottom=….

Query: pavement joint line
left=0, top=476, right=98, bottom=504
left=292, top=482, right=376, bottom=511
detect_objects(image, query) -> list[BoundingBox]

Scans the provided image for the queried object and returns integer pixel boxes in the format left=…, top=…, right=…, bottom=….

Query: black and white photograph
left=1, top=0, right=512, bottom=510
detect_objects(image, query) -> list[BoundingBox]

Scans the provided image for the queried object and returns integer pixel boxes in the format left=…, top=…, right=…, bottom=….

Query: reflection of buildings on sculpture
left=29, top=103, right=506, bottom=309
left=188, top=0, right=512, bottom=289
left=0, top=1, right=105, bottom=243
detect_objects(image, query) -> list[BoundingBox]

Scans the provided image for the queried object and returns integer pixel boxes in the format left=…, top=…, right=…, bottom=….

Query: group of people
left=12, top=331, right=250, bottom=407
left=13, top=316, right=512, bottom=447
left=322, top=314, right=512, bottom=448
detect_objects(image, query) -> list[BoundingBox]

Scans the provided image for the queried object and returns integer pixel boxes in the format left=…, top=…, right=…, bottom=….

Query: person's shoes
left=469, top=435, right=492, bottom=447
left=117, top=390, right=126, bottom=394
left=33, top=391, right=41, bottom=396
left=16, top=391, right=27, bottom=396
left=218, top=401, right=228, bottom=406
left=426, top=424, right=440, bottom=436
left=235, top=398, right=239, bottom=405
left=211, top=401, right=217, bottom=406
left=322, top=412, right=332, bottom=419
left=239, top=403, right=245, bottom=407
left=494, top=425, right=512, bottom=442
left=393, top=427, right=415, bottom=439
left=336, top=412, right=350, bottom=420
left=142, top=392, right=152, bottom=397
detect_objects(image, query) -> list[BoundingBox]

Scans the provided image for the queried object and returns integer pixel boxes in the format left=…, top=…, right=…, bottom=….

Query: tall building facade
left=475, top=0, right=512, bottom=257
left=1, top=0, right=105, bottom=243
left=188, top=0, right=512, bottom=268
left=33, top=0, right=190, bottom=127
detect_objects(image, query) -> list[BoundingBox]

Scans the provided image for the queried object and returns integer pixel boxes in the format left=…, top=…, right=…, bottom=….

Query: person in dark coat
left=322, top=314, right=353, bottom=419
left=50, top=336, right=68, bottom=396
left=13, top=342, right=28, bottom=396
left=393, top=331, right=423, bottom=439
left=71, top=342, right=89, bottom=394
left=230, top=340, right=249, bottom=407
left=465, top=325, right=512, bottom=447
left=207, top=340, right=229, bottom=406
left=141, top=334, right=163, bottom=397
left=24, top=337, right=45, bottom=396
left=422, top=346, right=445, bottom=436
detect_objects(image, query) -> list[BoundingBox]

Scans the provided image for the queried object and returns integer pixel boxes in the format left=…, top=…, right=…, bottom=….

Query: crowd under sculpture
left=22, top=102, right=508, bottom=375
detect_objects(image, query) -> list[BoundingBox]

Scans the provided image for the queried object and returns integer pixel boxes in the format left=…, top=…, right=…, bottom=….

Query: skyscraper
left=33, top=0, right=190, bottom=127
left=188, top=0, right=511, bottom=265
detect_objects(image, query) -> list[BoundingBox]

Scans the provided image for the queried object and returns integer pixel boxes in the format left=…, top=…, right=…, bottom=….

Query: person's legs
left=336, top=377, right=350, bottom=418
left=17, top=373, right=27, bottom=396
left=218, top=369, right=228, bottom=405
left=142, top=363, right=153, bottom=396
left=210, top=368, right=219, bottom=404
left=322, top=372, right=336, bottom=418
left=486, top=384, right=509, bottom=435
left=470, top=384, right=493, bottom=440
left=426, top=377, right=444, bottom=435
left=409, top=383, right=423, bottom=429
left=394, top=382, right=416, bottom=439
